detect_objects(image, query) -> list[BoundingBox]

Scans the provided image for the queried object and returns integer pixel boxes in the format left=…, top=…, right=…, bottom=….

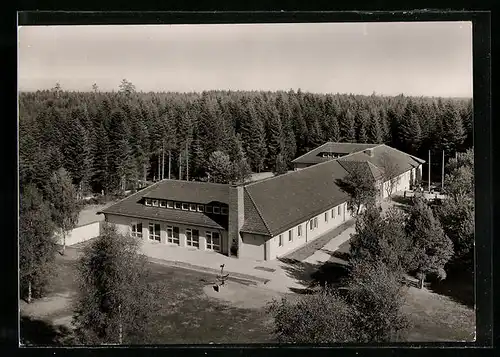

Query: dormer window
left=189, top=203, right=196, bottom=212
left=182, top=203, right=189, bottom=211
left=159, top=200, right=166, bottom=208
left=174, top=202, right=181, bottom=210
left=221, top=207, right=228, bottom=215
left=152, top=199, right=159, bottom=207
left=167, top=201, right=174, bottom=209
left=206, top=206, right=213, bottom=213
left=197, top=205, right=204, bottom=212
left=145, top=198, right=152, bottom=206
left=213, top=206, right=221, bottom=214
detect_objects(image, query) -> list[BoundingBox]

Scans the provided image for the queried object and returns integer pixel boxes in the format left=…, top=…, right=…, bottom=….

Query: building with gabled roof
left=100, top=142, right=424, bottom=261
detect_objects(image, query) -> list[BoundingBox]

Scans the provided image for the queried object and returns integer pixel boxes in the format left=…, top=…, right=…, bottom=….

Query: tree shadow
left=20, top=316, right=73, bottom=346
left=278, top=256, right=350, bottom=294
left=427, top=264, right=474, bottom=308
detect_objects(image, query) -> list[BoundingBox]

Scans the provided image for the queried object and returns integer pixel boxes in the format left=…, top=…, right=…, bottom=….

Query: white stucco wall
left=104, top=214, right=228, bottom=254
left=381, top=166, right=420, bottom=198
left=268, top=201, right=351, bottom=260
left=239, top=233, right=266, bottom=261
left=55, top=221, right=102, bottom=246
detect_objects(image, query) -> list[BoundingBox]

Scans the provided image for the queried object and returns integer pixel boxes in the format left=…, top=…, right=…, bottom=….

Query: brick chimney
left=228, top=184, right=244, bottom=258
left=364, top=148, right=374, bottom=157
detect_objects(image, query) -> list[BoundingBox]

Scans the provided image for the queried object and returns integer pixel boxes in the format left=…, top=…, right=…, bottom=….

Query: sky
left=18, top=22, right=473, bottom=97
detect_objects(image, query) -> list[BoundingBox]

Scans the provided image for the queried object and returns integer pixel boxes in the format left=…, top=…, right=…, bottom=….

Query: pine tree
left=341, top=109, right=357, bottom=143
left=356, top=110, right=370, bottom=143
left=265, top=104, right=286, bottom=169
left=239, top=103, right=267, bottom=172
left=107, top=110, right=135, bottom=192
left=367, top=109, right=383, bottom=143
left=398, top=102, right=422, bottom=154
left=91, top=123, right=111, bottom=194
left=441, top=101, right=466, bottom=155
left=63, top=109, right=92, bottom=196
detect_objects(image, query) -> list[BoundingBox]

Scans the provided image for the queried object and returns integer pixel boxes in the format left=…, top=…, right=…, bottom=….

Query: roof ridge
left=163, top=179, right=231, bottom=187
left=243, top=187, right=272, bottom=237
left=378, top=144, right=426, bottom=163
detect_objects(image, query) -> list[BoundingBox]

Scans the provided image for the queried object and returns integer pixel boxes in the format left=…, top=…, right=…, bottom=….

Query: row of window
left=144, top=198, right=228, bottom=215
left=131, top=222, right=221, bottom=251
left=277, top=204, right=344, bottom=247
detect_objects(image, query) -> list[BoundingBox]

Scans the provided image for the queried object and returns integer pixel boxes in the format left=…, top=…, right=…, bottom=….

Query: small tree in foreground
left=406, top=198, right=454, bottom=287
left=267, top=289, right=356, bottom=343
left=345, top=260, right=411, bottom=342
left=337, top=164, right=378, bottom=215
left=267, top=259, right=410, bottom=343
left=349, top=206, right=415, bottom=276
left=273, top=152, right=288, bottom=176
left=45, top=168, right=79, bottom=255
left=72, top=224, right=163, bottom=345
left=206, top=151, right=233, bottom=184
left=19, top=184, right=57, bottom=303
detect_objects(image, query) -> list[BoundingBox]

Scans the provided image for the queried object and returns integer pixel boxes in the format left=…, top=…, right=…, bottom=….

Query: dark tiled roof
left=292, top=142, right=380, bottom=165
left=338, top=144, right=424, bottom=179
left=241, top=190, right=270, bottom=235
left=143, top=180, right=230, bottom=204
left=101, top=180, right=228, bottom=230
left=337, top=161, right=382, bottom=181
left=242, top=160, right=351, bottom=236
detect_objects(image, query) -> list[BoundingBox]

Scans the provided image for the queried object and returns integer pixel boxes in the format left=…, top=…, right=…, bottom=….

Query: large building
left=100, top=143, right=424, bottom=261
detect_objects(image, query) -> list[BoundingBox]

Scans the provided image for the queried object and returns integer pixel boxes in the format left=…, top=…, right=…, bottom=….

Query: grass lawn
left=20, top=247, right=274, bottom=345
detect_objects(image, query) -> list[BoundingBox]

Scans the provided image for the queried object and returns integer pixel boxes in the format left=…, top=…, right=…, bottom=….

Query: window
left=297, top=225, right=302, bottom=237
left=167, top=225, right=179, bottom=245
left=148, top=223, right=160, bottom=242
left=221, top=207, right=228, bottom=215
left=325, top=212, right=328, bottom=222
left=288, top=230, right=293, bottom=242
left=186, top=228, right=199, bottom=248
left=167, top=201, right=174, bottom=208
left=145, top=198, right=152, bottom=206
left=278, top=234, right=283, bottom=246
left=314, top=217, right=318, bottom=229
left=206, top=206, right=213, bottom=213
left=213, top=206, right=221, bottom=214
left=197, top=205, right=204, bottom=212
left=174, top=202, right=182, bottom=210
left=152, top=199, right=159, bottom=207
left=338, top=206, right=341, bottom=216
left=182, top=203, right=189, bottom=211
left=331, top=209, right=334, bottom=218
left=309, top=220, right=314, bottom=230
left=206, top=231, right=221, bottom=251
left=131, top=223, right=142, bottom=238
left=159, top=200, right=166, bottom=208
left=189, top=203, right=197, bottom=212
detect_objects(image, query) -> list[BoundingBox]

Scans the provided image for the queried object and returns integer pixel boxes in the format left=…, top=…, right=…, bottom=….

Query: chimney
left=364, top=148, right=374, bottom=157
left=228, top=184, right=244, bottom=258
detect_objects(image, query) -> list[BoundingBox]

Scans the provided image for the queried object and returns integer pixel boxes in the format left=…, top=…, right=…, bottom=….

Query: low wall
left=55, top=221, right=102, bottom=246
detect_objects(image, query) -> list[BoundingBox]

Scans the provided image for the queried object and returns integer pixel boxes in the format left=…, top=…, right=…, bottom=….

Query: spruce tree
left=239, top=103, right=267, bottom=172
left=91, top=123, right=111, bottom=194
left=356, top=110, right=370, bottom=143
left=63, top=109, right=92, bottom=196
left=367, top=109, right=383, bottom=144
left=265, top=104, right=286, bottom=169
left=441, top=101, right=466, bottom=155
left=341, top=109, right=357, bottom=143
left=398, top=102, right=422, bottom=154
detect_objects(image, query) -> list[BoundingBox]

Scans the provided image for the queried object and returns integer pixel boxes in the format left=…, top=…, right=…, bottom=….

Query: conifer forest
left=19, top=84, right=472, bottom=196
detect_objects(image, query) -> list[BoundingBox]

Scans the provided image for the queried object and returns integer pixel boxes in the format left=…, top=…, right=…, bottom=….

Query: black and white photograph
left=18, top=18, right=476, bottom=345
